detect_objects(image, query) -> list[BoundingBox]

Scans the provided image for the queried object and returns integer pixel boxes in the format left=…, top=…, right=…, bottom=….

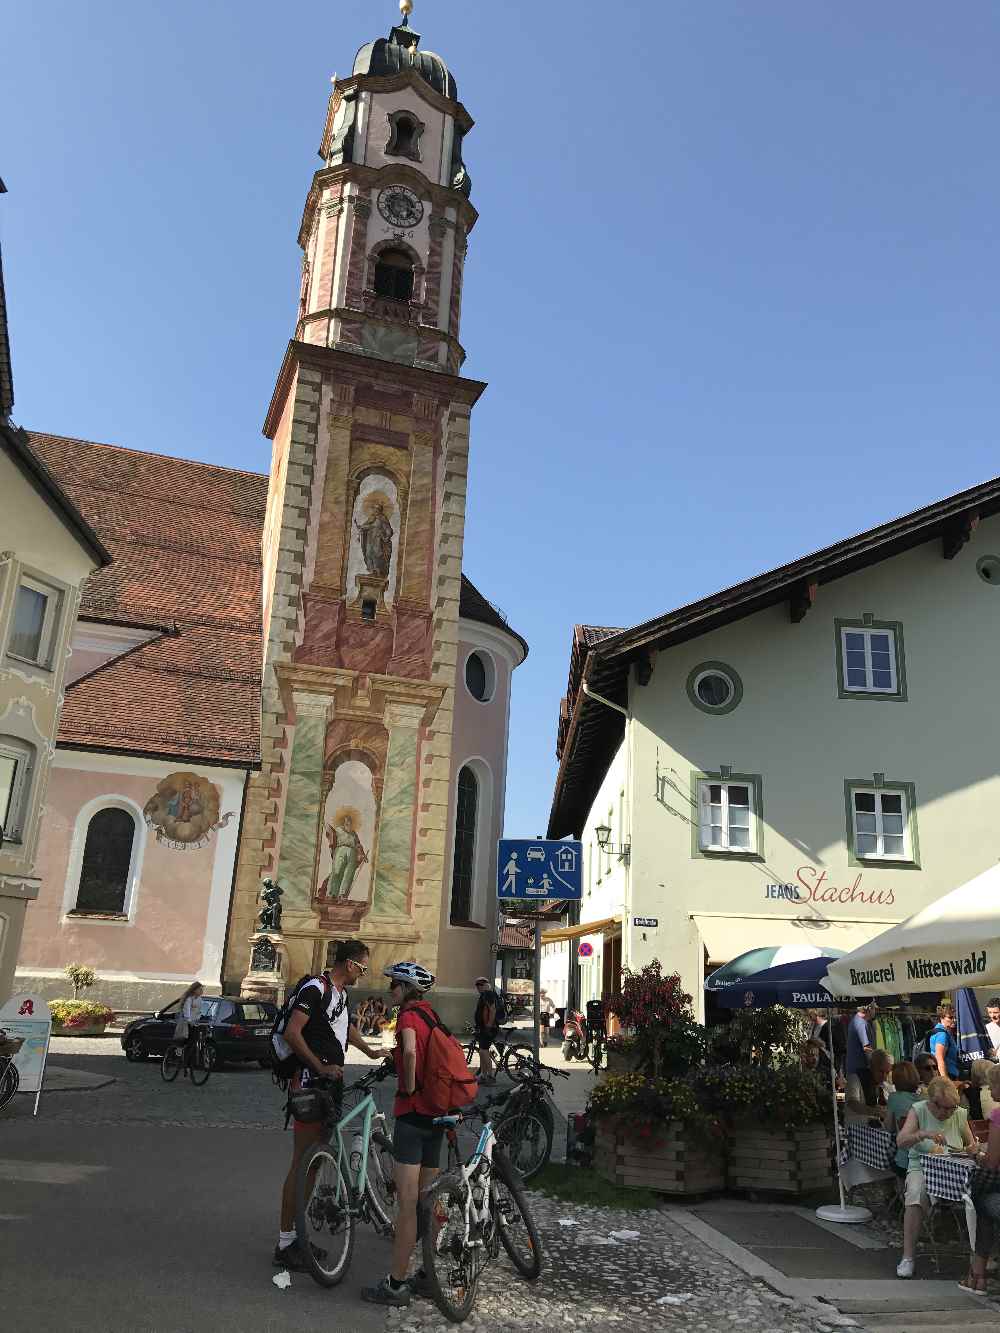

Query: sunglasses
left=349, top=959, right=368, bottom=975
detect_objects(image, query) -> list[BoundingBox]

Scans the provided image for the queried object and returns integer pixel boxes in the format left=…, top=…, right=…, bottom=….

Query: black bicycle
left=462, top=1026, right=534, bottom=1079
left=161, top=1025, right=212, bottom=1086
left=492, top=1060, right=569, bottom=1182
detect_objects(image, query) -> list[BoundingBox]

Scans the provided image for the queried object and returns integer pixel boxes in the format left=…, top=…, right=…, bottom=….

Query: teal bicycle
left=294, top=1062, right=397, bottom=1286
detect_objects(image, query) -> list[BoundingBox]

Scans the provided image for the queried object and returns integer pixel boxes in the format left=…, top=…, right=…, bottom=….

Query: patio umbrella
left=711, top=956, right=870, bottom=1226
left=705, top=944, right=844, bottom=992
left=955, top=986, right=989, bottom=1066
left=823, top=862, right=1000, bottom=997
left=713, top=955, right=855, bottom=1010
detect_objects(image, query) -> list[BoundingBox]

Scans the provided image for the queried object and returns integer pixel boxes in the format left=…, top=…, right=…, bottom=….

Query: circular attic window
left=686, top=661, right=743, bottom=715
left=465, top=650, right=496, bottom=703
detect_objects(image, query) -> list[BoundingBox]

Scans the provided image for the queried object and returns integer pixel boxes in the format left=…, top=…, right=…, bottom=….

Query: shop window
left=7, top=575, right=62, bottom=669
left=73, top=807, right=137, bottom=915
left=374, top=249, right=415, bottom=302
left=835, top=619, right=906, bottom=700
left=449, top=766, right=478, bottom=925
left=0, top=736, right=35, bottom=843
left=846, top=780, right=919, bottom=867
left=692, top=771, right=764, bottom=860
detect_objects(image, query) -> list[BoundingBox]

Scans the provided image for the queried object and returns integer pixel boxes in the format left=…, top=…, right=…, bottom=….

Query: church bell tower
left=224, top=2, right=486, bottom=999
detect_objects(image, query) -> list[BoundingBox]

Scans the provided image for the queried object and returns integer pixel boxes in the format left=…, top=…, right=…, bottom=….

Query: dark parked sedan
left=120, top=996, right=278, bottom=1070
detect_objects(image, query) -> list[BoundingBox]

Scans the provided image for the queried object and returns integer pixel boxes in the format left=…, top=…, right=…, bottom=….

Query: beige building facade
left=549, top=484, right=1000, bottom=1020
left=0, top=426, right=109, bottom=1001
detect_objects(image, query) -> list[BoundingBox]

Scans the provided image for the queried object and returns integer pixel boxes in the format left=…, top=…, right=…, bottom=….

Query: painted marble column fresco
left=275, top=693, right=328, bottom=913
left=370, top=702, right=423, bottom=919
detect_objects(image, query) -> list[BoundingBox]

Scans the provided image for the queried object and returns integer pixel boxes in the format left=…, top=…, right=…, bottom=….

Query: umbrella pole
left=815, top=1008, right=872, bottom=1225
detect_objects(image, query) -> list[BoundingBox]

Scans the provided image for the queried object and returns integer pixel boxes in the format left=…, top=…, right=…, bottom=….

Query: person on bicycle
left=274, top=939, right=383, bottom=1272
left=362, top=960, right=440, bottom=1308
left=473, top=975, right=501, bottom=1085
left=171, top=981, right=204, bottom=1066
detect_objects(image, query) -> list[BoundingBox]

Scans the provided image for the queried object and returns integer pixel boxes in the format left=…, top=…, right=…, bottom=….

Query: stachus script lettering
left=906, top=950, right=987, bottom=981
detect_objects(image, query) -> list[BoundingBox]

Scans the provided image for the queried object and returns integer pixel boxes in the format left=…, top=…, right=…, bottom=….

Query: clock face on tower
left=377, top=185, right=423, bottom=229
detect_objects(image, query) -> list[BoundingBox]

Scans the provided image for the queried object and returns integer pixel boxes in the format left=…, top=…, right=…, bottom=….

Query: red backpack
left=409, top=1007, right=478, bottom=1114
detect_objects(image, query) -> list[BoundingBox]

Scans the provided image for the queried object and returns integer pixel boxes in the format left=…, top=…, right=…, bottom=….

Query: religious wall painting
left=143, top=772, right=234, bottom=850
left=346, top=473, right=401, bottom=610
left=314, top=756, right=378, bottom=927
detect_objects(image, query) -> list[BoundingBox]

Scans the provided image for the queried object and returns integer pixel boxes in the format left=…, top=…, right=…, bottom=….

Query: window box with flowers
left=691, top=1064, right=833, bottom=1195
left=590, top=1074, right=725, bottom=1195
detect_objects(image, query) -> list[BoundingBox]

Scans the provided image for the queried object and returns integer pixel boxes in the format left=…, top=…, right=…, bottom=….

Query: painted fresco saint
left=355, top=495, right=394, bottom=578
left=319, top=808, right=369, bottom=900
left=143, top=771, right=233, bottom=849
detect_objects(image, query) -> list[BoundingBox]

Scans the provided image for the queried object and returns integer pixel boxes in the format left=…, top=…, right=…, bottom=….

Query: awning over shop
left=693, top=914, right=890, bottom=968
left=541, top=916, right=621, bottom=945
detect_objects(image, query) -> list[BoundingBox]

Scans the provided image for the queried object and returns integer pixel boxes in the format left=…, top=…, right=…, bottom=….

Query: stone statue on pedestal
left=257, top=879, right=283, bottom=933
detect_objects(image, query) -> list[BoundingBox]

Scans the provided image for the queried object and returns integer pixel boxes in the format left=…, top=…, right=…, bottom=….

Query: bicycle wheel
left=495, top=1103, right=553, bottom=1183
left=0, top=1059, right=19, bottom=1111
left=364, top=1128, right=396, bottom=1233
left=501, top=1045, right=536, bottom=1082
left=490, top=1146, right=542, bottom=1279
left=161, top=1045, right=182, bottom=1083
left=295, top=1142, right=355, bottom=1286
left=590, top=1034, right=604, bottom=1075
left=421, top=1170, right=479, bottom=1323
left=189, top=1042, right=211, bottom=1086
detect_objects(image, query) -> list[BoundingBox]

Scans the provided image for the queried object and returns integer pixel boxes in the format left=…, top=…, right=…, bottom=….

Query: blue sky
left=4, top=3, right=1000, bottom=839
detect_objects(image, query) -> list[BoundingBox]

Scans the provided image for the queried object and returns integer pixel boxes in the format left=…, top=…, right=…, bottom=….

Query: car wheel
left=124, top=1035, right=148, bottom=1063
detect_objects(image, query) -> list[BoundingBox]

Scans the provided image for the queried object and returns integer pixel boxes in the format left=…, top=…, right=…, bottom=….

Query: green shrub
left=65, top=964, right=97, bottom=999
left=50, top=1000, right=115, bottom=1028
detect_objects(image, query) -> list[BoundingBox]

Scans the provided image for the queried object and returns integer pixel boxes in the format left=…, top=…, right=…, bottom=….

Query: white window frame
left=698, top=779, right=756, bottom=854
left=0, top=736, right=35, bottom=843
left=840, top=626, right=898, bottom=695
left=850, top=786, right=909, bottom=861
left=61, top=796, right=147, bottom=924
left=7, top=574, right=62, bottom=670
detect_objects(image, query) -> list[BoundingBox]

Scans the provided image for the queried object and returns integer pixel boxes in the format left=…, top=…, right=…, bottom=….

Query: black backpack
left=269, top=973, right=332, bottom=1084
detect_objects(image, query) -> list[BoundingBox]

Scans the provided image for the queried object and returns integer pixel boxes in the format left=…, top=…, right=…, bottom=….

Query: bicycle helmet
left=384, top=961, right=435, bottom=991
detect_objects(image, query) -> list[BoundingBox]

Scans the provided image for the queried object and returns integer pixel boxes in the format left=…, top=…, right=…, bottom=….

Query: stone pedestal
left=351, top=572, right=389, bottom=618
left=240, top=932, right=289, bottom=1004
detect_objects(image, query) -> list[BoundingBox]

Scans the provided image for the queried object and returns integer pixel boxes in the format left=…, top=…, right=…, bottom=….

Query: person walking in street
left=362, top=961, right=442, bottom=1309
left=928, top=1003, right=961, bottom=1081
left=538, top=988, right=555, bottom=1048
left=846, top=1004, right=877, bottom=1105
left=274, top=939, right=382, bottom=1272
left=473, top=975, right=501, bottom=1084
left=171, top=982, right=204, bottom=1068
left=985, top=998, right=1000, bottom=1060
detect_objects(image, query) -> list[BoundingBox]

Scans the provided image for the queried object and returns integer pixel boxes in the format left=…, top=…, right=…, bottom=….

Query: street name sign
left=497, top=838, right=583, bottom=901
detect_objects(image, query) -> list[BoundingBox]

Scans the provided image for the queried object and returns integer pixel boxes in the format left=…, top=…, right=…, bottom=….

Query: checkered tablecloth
left=921, top=1152, right=978, bottom=1203
left=843, top=1123, right=896, bottom=1172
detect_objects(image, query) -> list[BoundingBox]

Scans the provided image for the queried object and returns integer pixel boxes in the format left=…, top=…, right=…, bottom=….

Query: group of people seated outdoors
left=799, top=998, right=1000, bottom=1291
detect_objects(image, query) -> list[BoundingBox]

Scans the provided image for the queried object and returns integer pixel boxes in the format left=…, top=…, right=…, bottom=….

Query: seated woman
left=895, top=1075, right=977, bottom=1278
left=846, top=1049, right=893, bottom=1123
left=883, top=1061, right=921, bottom=1177
left=914, top=1052, right=937, bottom=1095
left=965, top=1059, right=993, bottom=1122
left=964, top=1064, right=1000, bottom=1294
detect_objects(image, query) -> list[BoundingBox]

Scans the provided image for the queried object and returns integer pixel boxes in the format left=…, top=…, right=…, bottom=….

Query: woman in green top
left=882, top=1060, right=921, bottom=1174
left=894, top=1076, right=978, bottom=1279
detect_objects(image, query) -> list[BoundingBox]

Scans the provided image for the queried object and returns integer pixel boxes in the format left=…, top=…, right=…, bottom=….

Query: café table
left=840, top=1122, right=895, bottom=1189
left=921, top=1151, right=980, bottom=1255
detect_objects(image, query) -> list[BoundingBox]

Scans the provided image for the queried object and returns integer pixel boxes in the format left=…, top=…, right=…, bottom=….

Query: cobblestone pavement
left=385, top=1194, right=850, bottom=1333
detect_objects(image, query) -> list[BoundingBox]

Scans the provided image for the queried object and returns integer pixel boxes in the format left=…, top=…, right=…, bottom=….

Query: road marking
left=0, top=1159, right=108, bottom=1185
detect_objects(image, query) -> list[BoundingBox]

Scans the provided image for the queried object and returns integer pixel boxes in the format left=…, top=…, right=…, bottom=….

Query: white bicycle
left=420, top=1102, right=543, bottom=1322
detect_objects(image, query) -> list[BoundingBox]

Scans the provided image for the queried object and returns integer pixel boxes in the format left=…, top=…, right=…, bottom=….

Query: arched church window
left=449, top=766, right=478, bottom=926
left=394, top=117, right=416, bottom=156
left=74, top=807, right=136, bottom=915
left=374, top=249, right=415, bottom=302
left=386, top=110, right=424, bottom=161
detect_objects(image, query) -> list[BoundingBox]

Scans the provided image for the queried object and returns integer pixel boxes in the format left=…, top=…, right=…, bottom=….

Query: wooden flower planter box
left=726, top=1122, right=832, bottom=1195
left=594, top=1119, right=725, bottom=1196
left=52, top=1020, right=111, bottom=1038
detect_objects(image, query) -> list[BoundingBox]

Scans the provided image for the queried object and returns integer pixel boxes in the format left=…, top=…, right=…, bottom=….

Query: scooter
left=561, top=1006, right=588, bottom=1062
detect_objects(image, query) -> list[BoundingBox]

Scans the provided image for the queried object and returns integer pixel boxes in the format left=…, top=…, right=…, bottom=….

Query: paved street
left=1, top=1036, right=843, bottom=1333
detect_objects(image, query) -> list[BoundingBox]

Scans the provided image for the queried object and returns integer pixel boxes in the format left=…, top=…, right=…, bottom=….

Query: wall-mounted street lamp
left=594, top=824, right=630, bottom=862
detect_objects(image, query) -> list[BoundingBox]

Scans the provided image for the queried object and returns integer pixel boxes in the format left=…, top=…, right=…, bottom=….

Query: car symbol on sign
left=526, top=846, right=546, bottom=861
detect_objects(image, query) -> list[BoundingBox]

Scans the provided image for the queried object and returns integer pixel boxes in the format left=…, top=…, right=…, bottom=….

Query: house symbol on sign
left=556, top=846, right=577, bottom=873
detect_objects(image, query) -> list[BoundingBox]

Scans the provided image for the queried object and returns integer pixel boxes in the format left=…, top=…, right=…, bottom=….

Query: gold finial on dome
left=400, top=0, right=414, bottom=23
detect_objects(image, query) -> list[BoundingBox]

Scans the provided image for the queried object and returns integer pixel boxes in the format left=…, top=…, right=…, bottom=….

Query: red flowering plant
left=587, top=1072, right=715, bottom=1145
left=604, top=961, right=707, bottom=1079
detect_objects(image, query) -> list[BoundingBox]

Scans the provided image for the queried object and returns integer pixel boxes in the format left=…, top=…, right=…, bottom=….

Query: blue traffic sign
left=496, top=839, right=583, bottom=901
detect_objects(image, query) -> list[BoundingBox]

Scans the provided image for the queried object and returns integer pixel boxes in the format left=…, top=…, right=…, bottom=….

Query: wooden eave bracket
left=942, top=511, right=979, bottom=560
left=789, top=580, right=819, bottom=624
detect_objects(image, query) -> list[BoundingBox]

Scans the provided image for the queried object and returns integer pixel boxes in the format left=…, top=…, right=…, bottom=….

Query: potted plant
left=691, top=1062, right=833, bottom=1195
left=589, top=1072, right=724, bottom=1195
left=604, top=961, right=708, bottom=1079
left=50, top=965, right=115, bottom=1036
